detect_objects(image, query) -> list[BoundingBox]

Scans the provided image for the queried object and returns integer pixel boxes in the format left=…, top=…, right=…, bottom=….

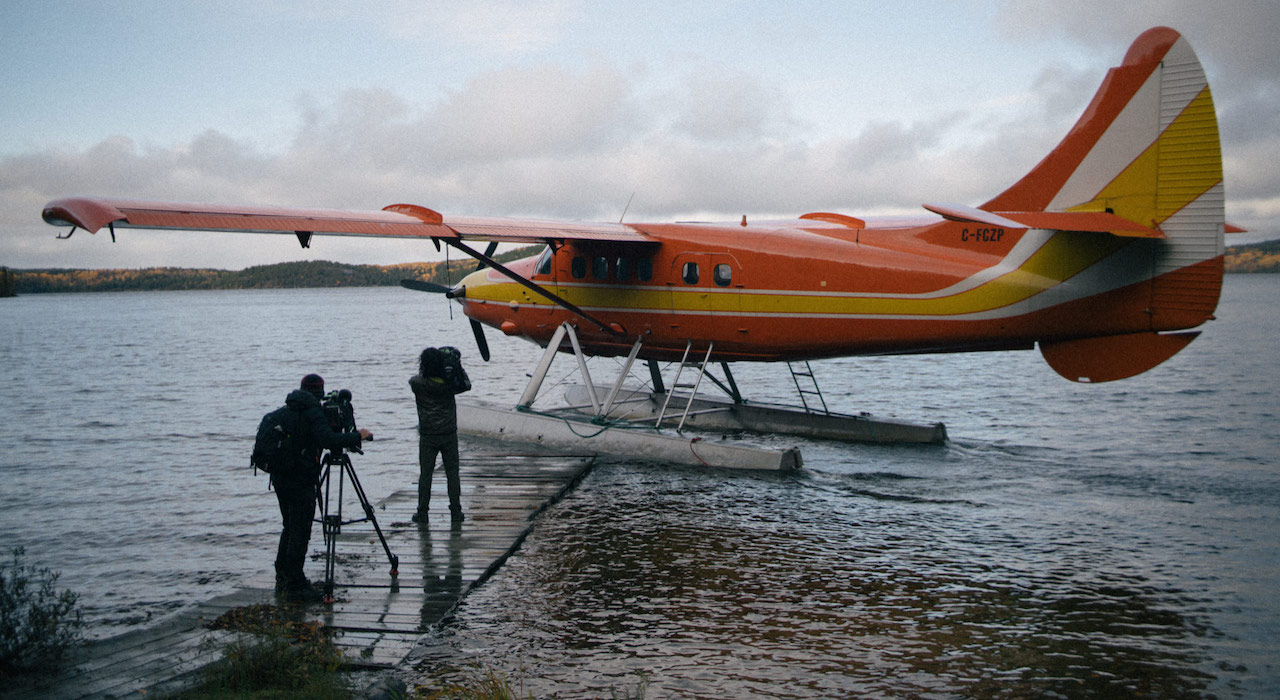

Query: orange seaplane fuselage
left=458, top=213, right=1219, bottom=373
left=42, top=27, right=1227, bottom=384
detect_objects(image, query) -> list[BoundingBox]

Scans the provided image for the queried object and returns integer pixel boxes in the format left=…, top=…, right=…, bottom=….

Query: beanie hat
left=301, top=373, right=325, bottom=397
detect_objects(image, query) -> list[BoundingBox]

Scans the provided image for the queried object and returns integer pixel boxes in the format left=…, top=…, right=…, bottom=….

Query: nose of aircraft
left=453, top=268, right=491, bottom=302
left=449, top=268, right=496, bottom=361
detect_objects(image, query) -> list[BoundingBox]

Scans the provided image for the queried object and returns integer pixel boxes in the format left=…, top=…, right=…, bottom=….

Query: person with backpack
left=257, top=373, right=372, bottom=601
left=409, top=347, right=470, bottom=524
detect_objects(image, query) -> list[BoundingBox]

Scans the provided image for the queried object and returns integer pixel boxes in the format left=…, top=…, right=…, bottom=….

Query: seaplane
left=42, top=27, right=1232, bottom=470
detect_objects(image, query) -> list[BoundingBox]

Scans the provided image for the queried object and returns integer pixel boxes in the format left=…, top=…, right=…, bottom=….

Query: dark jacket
left=410, top=366, right=470, bottom=435
left=277, top=389, right=363, bottom=485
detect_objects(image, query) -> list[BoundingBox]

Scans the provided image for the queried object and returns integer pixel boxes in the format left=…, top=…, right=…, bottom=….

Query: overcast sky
left=2, top=0, right=1276, bottom=270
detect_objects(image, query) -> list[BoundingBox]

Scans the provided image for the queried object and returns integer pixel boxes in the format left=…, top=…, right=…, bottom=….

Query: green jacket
left=410, top=368, right=470, bottom=435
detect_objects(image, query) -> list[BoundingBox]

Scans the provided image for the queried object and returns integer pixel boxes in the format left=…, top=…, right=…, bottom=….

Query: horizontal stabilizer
left=923, top=202, right=1161, bottom=237
left=922, top=203, right=1023, bottom=229
left=1039, top=331, right=1199, bottom=383
left=998, top=211, right=1161, bottom=237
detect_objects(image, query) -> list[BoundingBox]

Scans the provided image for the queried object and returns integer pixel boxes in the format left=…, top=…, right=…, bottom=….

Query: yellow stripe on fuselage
left=466, top=231, right=1129, bottom=320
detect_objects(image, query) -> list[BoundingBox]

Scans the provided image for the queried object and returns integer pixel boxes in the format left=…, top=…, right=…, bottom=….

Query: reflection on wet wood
left=10, top=453, right=594, bottom=699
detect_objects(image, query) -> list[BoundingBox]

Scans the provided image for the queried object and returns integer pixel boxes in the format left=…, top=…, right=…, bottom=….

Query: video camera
left=438, top=346, right=466, bottom=389
left=322, top=388, right=357, bottom=434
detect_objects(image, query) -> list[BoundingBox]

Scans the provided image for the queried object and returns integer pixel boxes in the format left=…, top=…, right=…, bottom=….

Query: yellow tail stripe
left=1070, top=86, right=1222, bottom=227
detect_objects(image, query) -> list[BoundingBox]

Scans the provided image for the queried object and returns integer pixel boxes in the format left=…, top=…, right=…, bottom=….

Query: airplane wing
left=42, top=196, right=651, bottom=341
left=42, top=197, right=657, bottom=246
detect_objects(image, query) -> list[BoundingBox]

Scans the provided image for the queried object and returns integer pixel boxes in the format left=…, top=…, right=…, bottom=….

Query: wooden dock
left=9, top=452, right=595, bottom=699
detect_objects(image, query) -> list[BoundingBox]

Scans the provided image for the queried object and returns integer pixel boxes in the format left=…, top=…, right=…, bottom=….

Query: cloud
left=390, top=0, right=585, bottom=55
left=668, top=67, right=797, bottom=143
left=424, top=65, right=640, bottom=164
left=0, top=63, right=1105, bottom=266
left=4, top=10, right=1276, bottom=269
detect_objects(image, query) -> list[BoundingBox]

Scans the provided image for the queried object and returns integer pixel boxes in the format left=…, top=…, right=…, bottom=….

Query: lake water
left=1, top=277, right=1276, bottom=697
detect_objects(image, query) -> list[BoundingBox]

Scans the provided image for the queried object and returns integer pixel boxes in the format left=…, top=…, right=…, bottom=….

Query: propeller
left=399, top=279, right=452, bottom=294
left=399, top=278, right=492, bottom=362
left=469, top=318, right=491, bottom=362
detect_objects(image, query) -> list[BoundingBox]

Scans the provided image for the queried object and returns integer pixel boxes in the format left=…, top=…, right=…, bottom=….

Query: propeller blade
left=399, top=278, right=452, bottom=294
left=470, top=319, right=491, bottom=362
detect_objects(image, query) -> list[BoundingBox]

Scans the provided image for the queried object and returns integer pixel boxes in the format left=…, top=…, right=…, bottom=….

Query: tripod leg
left=317, top=456, right=339, bottom=604
left=343, top=459, right=400, bottom=576
left=323, top=516, right=337, bottom=603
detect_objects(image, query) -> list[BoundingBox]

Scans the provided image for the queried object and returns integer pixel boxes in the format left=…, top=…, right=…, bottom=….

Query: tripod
left=314, top=446, right=399, bottom=603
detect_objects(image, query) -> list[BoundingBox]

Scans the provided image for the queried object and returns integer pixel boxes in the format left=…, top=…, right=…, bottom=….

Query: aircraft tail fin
left=983, top=27, right=1225, bottom=381
left=984, top=27, right=1224, bottom=237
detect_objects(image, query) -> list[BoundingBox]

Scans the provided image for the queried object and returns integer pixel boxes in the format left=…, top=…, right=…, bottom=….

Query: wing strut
left=443, top=238, right=624, bottom=337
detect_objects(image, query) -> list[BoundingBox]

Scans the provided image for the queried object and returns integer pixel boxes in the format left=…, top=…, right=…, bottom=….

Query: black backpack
left=251, top=405, right=301, bottom=475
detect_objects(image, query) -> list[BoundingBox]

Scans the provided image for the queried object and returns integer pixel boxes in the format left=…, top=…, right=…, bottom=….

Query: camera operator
left=274, top=373, right=373, bottom=601
left=409, top=347, right=471, bottom=524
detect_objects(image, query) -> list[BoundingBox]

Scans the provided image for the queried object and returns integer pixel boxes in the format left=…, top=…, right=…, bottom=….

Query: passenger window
left=682, top=262, right=700, bottom=285
left=637, top=259, right=653, bottom=282
left=536, top=246, right=553, bottom=276
left=592, top=256, right=609, bottom=280
left=714, top=263, right=732, bottom=287
left=571, top=256, right=586, bottom=279
left=616, top=258, right=631, bottom=282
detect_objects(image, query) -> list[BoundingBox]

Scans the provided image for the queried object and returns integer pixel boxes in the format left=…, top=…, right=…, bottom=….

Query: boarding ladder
left=788, top=361, right=830, bottom=415
left=655, top=341, right=728, bottom=432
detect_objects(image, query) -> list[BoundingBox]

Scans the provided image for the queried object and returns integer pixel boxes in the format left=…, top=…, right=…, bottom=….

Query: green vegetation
left=0, top=266, right=14, bottom=296
left=176, top=603, right=353, bottom=699
left=4, top=245, right=542, bottom=294
left=0, top=547, right=85, bottom=677
left=1225, top=239, right=1280, bottom=273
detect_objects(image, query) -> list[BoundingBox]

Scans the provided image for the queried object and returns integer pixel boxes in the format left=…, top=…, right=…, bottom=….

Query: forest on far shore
left=2, top=240, right=1278, bottom=295
left=1223, top=239, right=1280, bottom=273
left=2, top=245, right=541, bottom=294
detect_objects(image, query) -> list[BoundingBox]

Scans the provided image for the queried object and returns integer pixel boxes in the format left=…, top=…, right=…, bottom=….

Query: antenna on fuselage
left=619, top=192, right=635, bottom=223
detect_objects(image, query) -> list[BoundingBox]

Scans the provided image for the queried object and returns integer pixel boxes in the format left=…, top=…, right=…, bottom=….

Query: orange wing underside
left=42, top=198, right=657, bottom=246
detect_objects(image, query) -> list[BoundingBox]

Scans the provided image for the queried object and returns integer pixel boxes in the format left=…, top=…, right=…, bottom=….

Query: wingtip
left=42, top=197, right=126, bottom=234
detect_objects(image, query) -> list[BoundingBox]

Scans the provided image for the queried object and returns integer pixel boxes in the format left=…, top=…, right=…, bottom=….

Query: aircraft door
left=669, top=252, right=741, bottom=341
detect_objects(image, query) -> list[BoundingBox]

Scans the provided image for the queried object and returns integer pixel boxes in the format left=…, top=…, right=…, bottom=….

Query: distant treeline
left=1224, top=239, right=1280, bottom=273
left=5, top=245, right=542, bottom=294
left=0, top=266, right=14, bottom=297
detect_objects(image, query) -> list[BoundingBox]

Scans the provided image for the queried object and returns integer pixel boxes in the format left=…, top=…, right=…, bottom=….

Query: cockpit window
left=535, top=246, right=553, bottom=276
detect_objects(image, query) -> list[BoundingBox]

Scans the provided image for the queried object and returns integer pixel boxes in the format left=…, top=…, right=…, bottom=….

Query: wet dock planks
left=10, top=452, right=594, bottom=699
